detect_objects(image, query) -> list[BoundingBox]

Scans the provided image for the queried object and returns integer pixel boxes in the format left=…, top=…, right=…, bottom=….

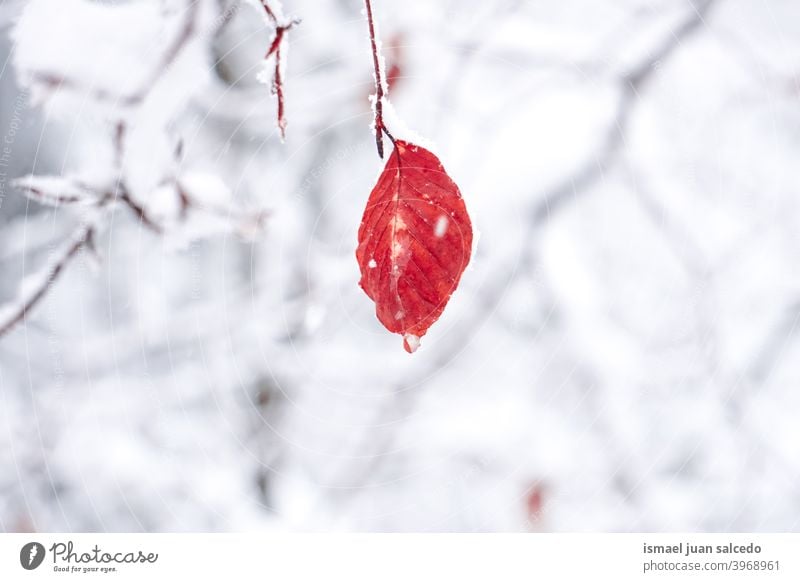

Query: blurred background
left=0, top=0, right=799, bottom=532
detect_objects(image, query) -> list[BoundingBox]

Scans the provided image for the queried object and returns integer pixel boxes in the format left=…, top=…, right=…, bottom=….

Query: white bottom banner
left=1, top=533, right=798, bottom=581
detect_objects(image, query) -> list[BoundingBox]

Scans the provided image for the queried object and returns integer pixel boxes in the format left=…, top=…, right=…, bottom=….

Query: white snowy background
left=0, top=0, right=799, bottom=532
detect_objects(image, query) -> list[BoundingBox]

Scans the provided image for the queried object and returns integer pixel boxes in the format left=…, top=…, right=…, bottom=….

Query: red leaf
left=356, top=140, right=473, bottom=353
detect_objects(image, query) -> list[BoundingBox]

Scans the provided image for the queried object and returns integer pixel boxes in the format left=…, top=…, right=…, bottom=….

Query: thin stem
left=261, top=0, right=278, bottom=23
left=119, top=192, right=164, bottom=234
left=0, top=222, right=97, bottom=338
left=273, top=41, right=287, bottom=137
left=261, top=1, right=296, bottom=140
left=364, top=0, right=393, bottom=158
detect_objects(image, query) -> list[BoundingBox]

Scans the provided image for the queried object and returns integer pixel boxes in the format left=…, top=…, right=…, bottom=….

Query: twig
left=364, top=0, right=394, bottom=158
left=118, top=191, right=164, bottom=234
left=0, top=220, right=99, bottom=338
left=15, top=180, right=92, bottom=206
left=260, top=1, right=297, bottom=140
left=167, top=135, right=269, bottom=234
left=107, top=121, right=162, bottom=233
left=3, top=169, right=263, bottom=339
left=0, top=0, right=265, bottom=340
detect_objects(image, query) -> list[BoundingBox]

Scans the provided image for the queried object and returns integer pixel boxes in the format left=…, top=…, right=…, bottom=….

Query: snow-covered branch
left=0, top=217, right=100, bottom=338
left=256, top=0, right=298, bottom=139
left=0, top=0, right=268, bottom=338
left=364, top=0, right=392, bottom=158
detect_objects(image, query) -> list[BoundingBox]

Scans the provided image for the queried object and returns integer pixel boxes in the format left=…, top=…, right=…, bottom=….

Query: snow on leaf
left=356, top=140, right=472, bottom=353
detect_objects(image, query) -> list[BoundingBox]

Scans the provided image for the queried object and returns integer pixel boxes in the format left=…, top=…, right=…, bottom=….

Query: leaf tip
left=403, top=333, right=421, bottom=353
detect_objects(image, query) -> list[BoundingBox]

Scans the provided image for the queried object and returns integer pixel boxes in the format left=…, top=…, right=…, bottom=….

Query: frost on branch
left=364, top=0, right=389, bottom=158
left=0, top=215, right=101, bottom=337
left=252, top=0, right=298, bottom=140
left=14, top=175, right=100, bottom=207
left=0, top=0, right=268, bottom=338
